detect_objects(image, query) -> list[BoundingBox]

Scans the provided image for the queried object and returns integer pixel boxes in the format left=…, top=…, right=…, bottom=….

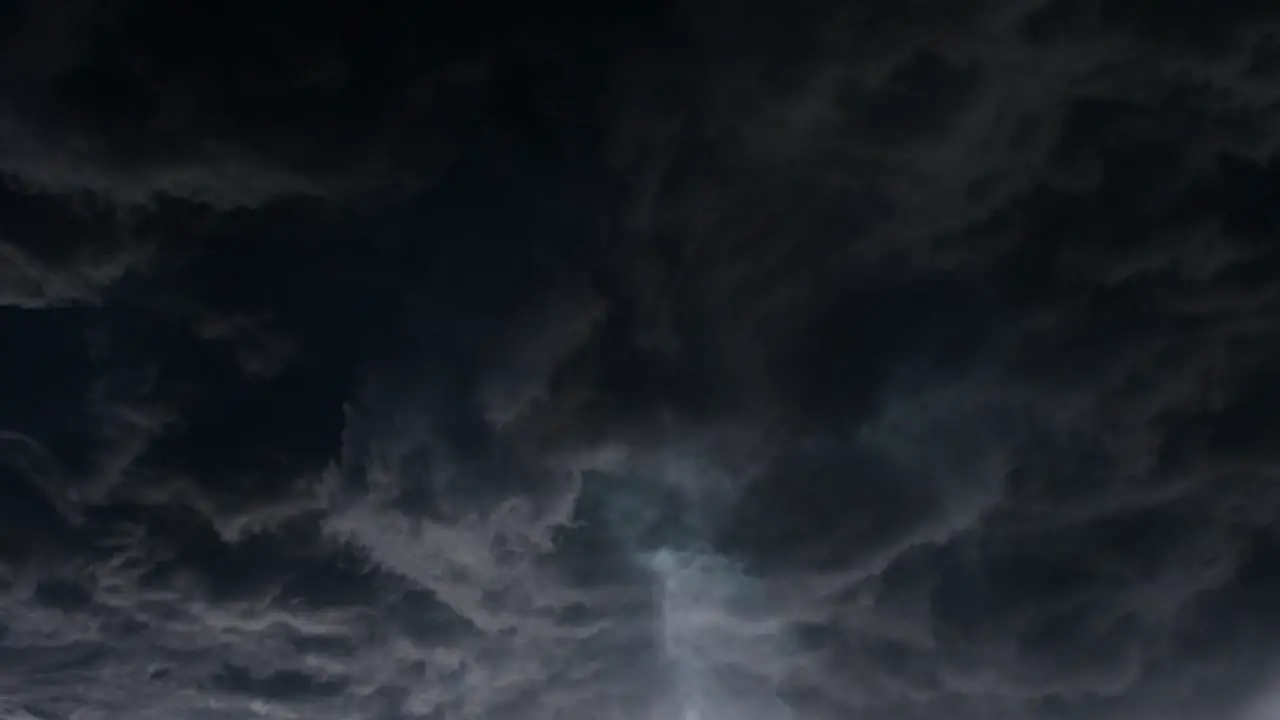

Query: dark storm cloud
left=598, top=1, right=1280, bottom=716
left=0, top=0, right=643, bottom=206
left=3, top=0, right=1280, bottom=719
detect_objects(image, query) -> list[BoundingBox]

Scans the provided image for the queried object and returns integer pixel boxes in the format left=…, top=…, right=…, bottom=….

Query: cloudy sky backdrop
left=2, top=1, right=1280, bottom=718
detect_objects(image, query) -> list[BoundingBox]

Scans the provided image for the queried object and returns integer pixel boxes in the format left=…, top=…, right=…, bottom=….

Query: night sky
left=3, top=1, right=1280, bottom=719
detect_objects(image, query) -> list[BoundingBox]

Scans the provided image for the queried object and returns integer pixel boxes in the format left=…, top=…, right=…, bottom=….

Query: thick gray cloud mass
left=2, top=0, right=1280, bottom=719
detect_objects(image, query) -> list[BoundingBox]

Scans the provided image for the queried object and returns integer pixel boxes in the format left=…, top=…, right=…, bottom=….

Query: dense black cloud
left=2, top=0, right=1280, bottom=719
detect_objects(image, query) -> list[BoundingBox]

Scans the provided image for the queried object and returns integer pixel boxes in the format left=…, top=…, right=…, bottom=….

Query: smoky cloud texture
left=2, top=0, right=1280, bottom=719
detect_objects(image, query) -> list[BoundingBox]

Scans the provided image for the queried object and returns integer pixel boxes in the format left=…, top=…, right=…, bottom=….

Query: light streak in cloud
left=649, top=547, right=794, bottom=720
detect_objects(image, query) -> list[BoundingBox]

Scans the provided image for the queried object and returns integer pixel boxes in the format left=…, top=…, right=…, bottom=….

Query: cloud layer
left=2, top=0, right=1280, bottom=719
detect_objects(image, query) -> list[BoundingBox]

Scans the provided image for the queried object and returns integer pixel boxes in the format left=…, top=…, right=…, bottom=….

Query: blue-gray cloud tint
left=3, top=0, right=1280, bottom=718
